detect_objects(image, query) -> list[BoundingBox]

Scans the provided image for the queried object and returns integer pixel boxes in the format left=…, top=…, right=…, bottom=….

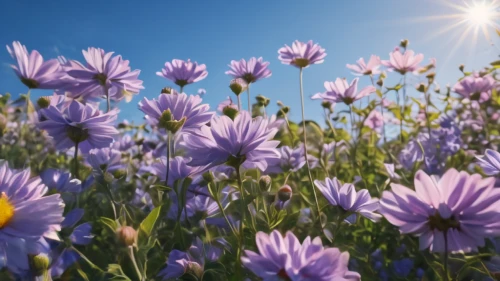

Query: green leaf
left=100, top=217, right=118, bottom=232
left=106, top=264, right=132, bottom=281
left=138, top=206, right=162, bottom=242
left=77, top=269, right=91, bottom=281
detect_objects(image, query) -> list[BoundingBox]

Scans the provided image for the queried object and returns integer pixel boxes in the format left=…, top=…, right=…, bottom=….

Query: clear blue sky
left=0, top=0, right=498, bottom=125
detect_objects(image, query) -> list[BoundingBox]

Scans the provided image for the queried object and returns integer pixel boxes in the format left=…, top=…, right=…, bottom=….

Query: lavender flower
left=37, top=100, right=118, bottom=153
left=314, top=177, right=382, bottom=222
left=346, top=55, right=381, bottom=76
left=364, top=110, right=384, bottom=132
left=225, top=57, right=272, bottom=83
left=452, top=75, right=495, bottom=102
left=476, top=149, right=500, bottom=176
left=39, top=169, right=82, bottom=193
left=382, top=49, right=424, bottom=74
left=66, top=47, right=144, bottom=101
left=265, top=145, right=306, bottom=174
left=156, top=59, right=208, bottom=88
left=147, top=156, right=204, bottom=187
left=184, top=111, right=280, bottom=171
left=87, top=147, right=124, bottom=174
left=217, top=96, right=238, bottom=113
left=138, top=93, right=213, bottom=133
left=311, top=78, right=376, bottom=105
left=6, top=41, right=65, bottom=89
left=278, top=40, right=326, bottom=68
left=241, top=230, right=360, bottom=280
left=384, top=163, right=401, bottom=180
left=380, top=169, right=500, bottom=252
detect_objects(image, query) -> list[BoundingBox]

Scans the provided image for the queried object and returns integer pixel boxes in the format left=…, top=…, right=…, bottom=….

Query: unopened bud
left=30, top=254, right=50, bottom=276
left=186, top=262, right=204, bottom=279
left=277, top=106, right=290, bottom=117
left=202, top=171, right=214, bottom=183
left=37, top=96, right=51, bottom=108
left=222, top=106, right=239, bottom=120
left=161, top=87, right=173, bottom=94
left=256, top=95, right=269, bottom=107
left=229, top=78, right=248, bottom=96
left=416, top=83, right=426, bottom=93
left=259, top=175, right=272, bottom=192
left=399, top=39, right=409, bottom=49
left=116, top=226, right=137, bottom=246
left=321, top=101, right=333, bottom=112
left=274, top=185, right=292, bottom=210
left=376, top=79, right=383, bottom=87
left=159, top=109, right=186, bottom=133
left=459, top=64, right=465, bottom=72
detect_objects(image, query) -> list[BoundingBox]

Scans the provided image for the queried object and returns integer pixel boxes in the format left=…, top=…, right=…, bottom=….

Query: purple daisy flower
left=476, top=149, right=500, bottom=176
left=452, top=75, right=495, bottom=102
left=311, top=78, right=376, bottom=105
left=380, top=169, right=500, bottom=252
left=87, top=147, right=124, bottom=174
left=314, top=177, right=382, bottom=222
left=66, top=47, right=144, bottom=102
left=241, top=230, right=360, bottom=281
left=39, top=169, right=82, bottom=193
left=278, top=40, right=326, bottom=68
left=37, top=100, right=119, bottom=153
left=0, top=162, right=64, bottom=270
left=346, top=55, right=382, bottom=76
left=147, top=156, right=204, bottom=187
left=184, top=111, right=280, bottom=171
left=225, top=57, right=272, bottom=83
left=381, top=49, right=424, bottom=74
left=6, top=41, right=65, bottom=89
left=364, top=110, right=384, bottom=133
left=265, top=145, right=306, bottom=174
left=138, top=93, right=213, bottom=133
left=217, top=96, right=238, bottom=113
left=156, top=59, right=208, bottom=89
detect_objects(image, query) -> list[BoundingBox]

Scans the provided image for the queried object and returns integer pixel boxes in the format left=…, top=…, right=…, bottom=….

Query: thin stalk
left=26, top=89, right=31, bottom=117
left=70, top=246, right=104, bottom=272
left=443, top=231, right=449, bottom=281
left=395, top=90, right=403, bottom=142
left=299, top=67, right=323, bottom=231
left=180, top=85, right=184, bottom=93
left=211, top=185, right=238, bottom=237
left=104, top=86, right=111, bottom=113
left=247, top=84, right=251, bottom=113
left=349, top=105, right=355, bottom=138
left=402, top=74, right=407, bottom=131
left=165, top=133, right=171, bottom=184
left=74, top=142, right=80, bottom=179
left=235, top=166, right=245, bottom=279
left=128, top=246, right=144, bottom=281
left=237, top=95, right=242, bottom=111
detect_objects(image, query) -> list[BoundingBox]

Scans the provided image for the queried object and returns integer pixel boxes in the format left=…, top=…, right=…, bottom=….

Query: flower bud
left=159, top=109, right=186, bottom=133
left=229, top=78, right=248, bottom=96
left=277, top=106, right=290, bottom=117
left=416, top=83, right=426, bottom=93
left=30, top=253, right=50, bottom=276
left=274, top=185, right=292, bottom=210
left=459, top=64, right=465, bottom=72
left=116, top=226, right=137, bottom=246
left=376, top=79, right=383, bottom=87
left=223, top=106, right=239, bottom=120
left=256, top=95, right=270, bottom=107
left=161, top=87, right=173, bottom=94
left=259, top=175, right=272, bottom=192
left=399, top=39, right=409, bottom=48
left=37, top=96, right=51, bottom=108
left=186, top=262, right=204, bottom=279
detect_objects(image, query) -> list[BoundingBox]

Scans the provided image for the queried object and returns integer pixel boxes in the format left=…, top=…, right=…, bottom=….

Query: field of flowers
left=1, top=36, right=500, bottom=281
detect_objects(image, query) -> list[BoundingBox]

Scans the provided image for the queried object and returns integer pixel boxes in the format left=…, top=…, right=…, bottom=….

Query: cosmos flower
left=184, top=111, right=280, bottom=171
left=241, top=230, right=360, bottom=281
left=37, top=100, right=119, bottom=153
left=476, top=149, right=500, bottom=176
left=314, top=177, right=382, bottom=222
left=452, top=75, right=495, bottom=102
left=381, top=49, right=424, bottom=74
left=0, top=161, right=65, bottom=272
left=265, top=145, right=306, bottom=174
left=278, top=40, right=326, bottom=68
left=156, top=59, right=208, bottom=88
left=346, top=55, right=381, bottom=76
left=225, top=57, right=272, bottom=83
left=311, top=78, right=376, bottom=105
left=380, top=169, right=500, bottom=252
left=66, top=47, right=144, bottom=101
left=138, top=93, right=213, bottom=133
left=364, top=110, right=384, bottom=133
left=6, top=41, right=66, bottom=89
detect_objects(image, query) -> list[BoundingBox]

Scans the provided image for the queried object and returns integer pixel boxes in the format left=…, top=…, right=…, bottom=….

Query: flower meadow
left=1, top=37, right=500, bottom=281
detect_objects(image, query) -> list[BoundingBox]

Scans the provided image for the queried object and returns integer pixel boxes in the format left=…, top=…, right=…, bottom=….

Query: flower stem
left=237, top=95, right=242, bottom=111
left=104, top=86, right=111, bottom=113
left=402, top=74, right=407, bottom=136
left=235, top=166, right=245, bottom=279
left=247, top=84, right=251, bottom=113
left=443, top=231, right=449, bottom=281
left=26, top=89, right=31, bottom=117
left=180, top=85, right=184, bottom=93
left=74, top=142, right=80, bottom=179
left=165, top=133, right=171, bottom=184
left=299, top=67, right=323, bottom=232
left=128, top=246, right=144, bottom=281
left=395, top=90, right=403, bottom=142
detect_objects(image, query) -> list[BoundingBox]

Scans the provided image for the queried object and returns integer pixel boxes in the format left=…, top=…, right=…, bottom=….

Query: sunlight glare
left=466, top=2, right=495, bottom=25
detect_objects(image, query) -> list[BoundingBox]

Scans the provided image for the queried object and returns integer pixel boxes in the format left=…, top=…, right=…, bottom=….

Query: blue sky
left=0, top=0, right=498, bottom=126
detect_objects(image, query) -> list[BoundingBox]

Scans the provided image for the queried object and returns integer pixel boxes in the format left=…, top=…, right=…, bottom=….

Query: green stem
left=443, top=231, right=449, bottom=281
left=211, top=184, right=238, bottom=238
left=74, top=142, right=80, bottom=179
left=237, top=95, right=242, bottom=111
left=165, top=133, right=171, bottom=184
left=104, top=86, right=111, bottom=113
left=395, top=90, right=403, bottom=142
left=180, top=85, right=184, bottom=93
left=235, top=166, right=245, bottom=279
left=26, top=89, right=31, bottom=117
left=299, top=67, right=323, bottom=231
left=247, top=84, right=251, bottom=113
left=70, top=246, right=104, bottom=272
left=128, top=246, right=144, bottom=281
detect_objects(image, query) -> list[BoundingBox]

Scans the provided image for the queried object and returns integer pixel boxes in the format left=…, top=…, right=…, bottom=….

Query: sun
left=465, top=2, right=496, bottom=26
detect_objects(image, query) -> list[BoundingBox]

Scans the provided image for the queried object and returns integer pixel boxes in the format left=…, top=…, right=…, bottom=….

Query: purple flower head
left=158, top=237, right=227, bottom=280
left=265, top=145, right=306, bottom=174
left=314, top=177, right=382, bottom=222
left=278, top=40, right=327, bottom=68
left=66, top=47, right=144, bottom=101
left=37, top=100, right=118, bottom=153
left=241, top=230, right=360, bottom=281
left=6, top=41, right=65, bottom=89
left=452, top=75, right=495, bottom=102
left=87, top=147, right=124, bottom=173
left=184, top=111, right=280, bottom=171
left=138, top=93, right=213, bottom=133
left=318, top=141, right=346, bottom=169
left=380, top=169, right=500, bottom=252
left=384, top=163, right=401, bottom=180
left=225, top=57, right=272, bottom=83
left=156, top=59, right=208, bottom=87
left=217, top=96, right=238, bottom=113
left=382, top=49, right=424, bottom=74
left=112, top=134, right=135, bottom=152
left=476, top=149, right=500, bottom=176
left=148, top=156, right=204, bottom=187
left=39, top=169, right=82, bottom=193
left=392, top=258, right=413, bottom=277
left=311, top=78, right=376, bottom=105
left=346, top=55, right=381, bottom=76
left=364, top=110, right=384, bottom=132
left=197, top=88, right=206, bottom=96
left=0, top=161, right=64, bottom=272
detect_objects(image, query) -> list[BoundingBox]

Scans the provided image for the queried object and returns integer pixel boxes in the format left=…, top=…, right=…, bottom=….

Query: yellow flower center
left=0, top=193, right=15, bottom=228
